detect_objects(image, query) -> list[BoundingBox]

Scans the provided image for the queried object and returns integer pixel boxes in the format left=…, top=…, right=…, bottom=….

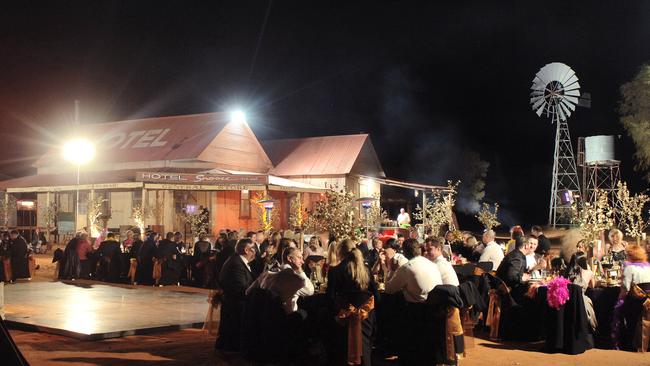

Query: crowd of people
left=5, top=219, right=650, bottom=364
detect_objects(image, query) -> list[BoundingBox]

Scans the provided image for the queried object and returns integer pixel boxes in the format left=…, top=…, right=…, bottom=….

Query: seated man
left=479, top=230, right=504, bottom=271
left=425, top=237, right=459, bottom=286
left=495, top=236, right=531, bottom=302
left=385, top=239, right=442, bottom=303
left=247, top=246, right=314, bottom=314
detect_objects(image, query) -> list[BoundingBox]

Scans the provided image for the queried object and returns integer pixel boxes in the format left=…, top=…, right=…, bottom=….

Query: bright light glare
left=231, top=110, right=246, bottom=124
left=63, top=139, right=95, bottom=165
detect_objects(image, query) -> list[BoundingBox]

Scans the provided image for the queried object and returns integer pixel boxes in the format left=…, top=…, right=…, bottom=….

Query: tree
left=616, top=181, right=650, bottom=243
left=0, top=194, right=16, bottom=228
left=305, top=186, right=359, bottom=240
left=476, top=202, right=501, bottom=231
left=88, top=195, right=109, bottom=236
left=571, top=189, right=615, bottom=244
left=289, top=193, right=305, bottom=230
left=620, top=64, right=650, bottom=181
left=414, top=181, right=459, bottom=236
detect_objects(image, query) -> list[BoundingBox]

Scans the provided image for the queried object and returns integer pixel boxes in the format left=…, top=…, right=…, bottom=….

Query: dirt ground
left=10, top=327, right=650, bottom=366
left=6, top=241, right=650, bottom=366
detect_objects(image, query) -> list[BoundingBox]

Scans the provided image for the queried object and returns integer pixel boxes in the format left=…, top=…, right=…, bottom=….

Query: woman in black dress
left=326, top=239, right=378, bottom=366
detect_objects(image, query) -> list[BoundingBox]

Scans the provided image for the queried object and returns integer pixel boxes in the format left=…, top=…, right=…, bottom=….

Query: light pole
left=63, top=139, right=95, bottom=231
left=258, top=199, right=275, bottom=232
left=357, top=197, right=378, bottom=239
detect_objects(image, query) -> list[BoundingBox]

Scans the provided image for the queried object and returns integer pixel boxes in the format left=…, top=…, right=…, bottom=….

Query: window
left=240, top=190, right=251, bottom=218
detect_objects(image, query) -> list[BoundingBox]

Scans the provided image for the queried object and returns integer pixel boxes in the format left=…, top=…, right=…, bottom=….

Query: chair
left=241, top=288, right=303, bottom=363
left=397, top=285, right=464, bottom=365
left=617, top=282, right=650, bottom=352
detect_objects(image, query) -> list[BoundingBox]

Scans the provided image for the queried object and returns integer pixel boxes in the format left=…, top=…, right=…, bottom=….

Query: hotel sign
left=136, top=172, right=269, bottom=185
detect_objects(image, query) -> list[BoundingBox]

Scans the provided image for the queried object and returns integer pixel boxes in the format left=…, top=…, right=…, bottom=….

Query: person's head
left=575, top=239, right=587, bottom=254
left=531, top=225, right=543, bottom=237
left=409, top=228, right=418, bottom=240
left=79, top=232, right=89, bottom=241
left=126, top=230, right=134, bottom=239
left=308, top=236, right=321, bottom=250
left=174, top=232, right=183, bottom=242
left=444, top=231, right=454, bottom=242
left=256, top=230, right=266, bottom=243
left=282, top=246, right=304, bottom=270
left=514, top=235, right=527, bottom=252
left=106, top=232, right=115, bottom=240
left=525, top=236, right=538, bottom=255
left=9, top=230, right=18, bottom=239
left=626, top=244, right=648, bottom=263
left=482, top=230, right=495, bottom=244
left=400, top=208, right=405, bottom=214
left=403, top=238, right=422, bottom=260
left=372, top=238, right=383, bottom=251
left=269, top=231, right=281, bottom=245
left=425, top=237, right=443, bottom=260
left=338, top=239, right=369, bottom=290
left=199, top=233, right=208, bottom=241
left=166, top=232, right=174, bottom=240
left=396, top=233, right=405, bottom=245
left=227, top=230, right=238, bottom=242
left=465, top=236, right=478, bottom=247
left=608, top=228, right=623, bottom=245
left=235, top=238, right=255, bottom=262
left=510, top=225, right=524, bottom=240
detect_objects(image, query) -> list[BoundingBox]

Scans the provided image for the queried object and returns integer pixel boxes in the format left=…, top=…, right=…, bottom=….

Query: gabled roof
left=33, top=112, right=273, bottom=173
left=262, top=134, right=385, bottom=177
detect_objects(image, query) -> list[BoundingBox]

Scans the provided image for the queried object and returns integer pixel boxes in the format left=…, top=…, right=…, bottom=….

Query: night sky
left=1, top=1, right=649, bottom=228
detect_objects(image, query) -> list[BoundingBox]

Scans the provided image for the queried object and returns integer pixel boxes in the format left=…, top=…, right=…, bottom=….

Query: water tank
left=584, top=135, right=615, bottom=164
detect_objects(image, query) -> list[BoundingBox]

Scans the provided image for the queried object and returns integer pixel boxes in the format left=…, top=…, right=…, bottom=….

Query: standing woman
left=608, top=228, right=627, bottom=263
left=326, top=239, right=378, bottom=366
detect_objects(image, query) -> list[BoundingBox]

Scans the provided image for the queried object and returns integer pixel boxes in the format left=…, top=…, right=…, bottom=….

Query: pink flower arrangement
left=546, top=276, right=571, bottom=310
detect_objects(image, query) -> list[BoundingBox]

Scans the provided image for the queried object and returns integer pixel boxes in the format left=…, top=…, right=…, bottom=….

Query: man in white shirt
left=385, top=239, right=442, bottom=303
left=246, top=246, right=314, bottom=314
left=425, top=237, right=459, bottom=286
left=479, top=230, right=504, bottom=271
left=397, top=208, right=411, bottom=227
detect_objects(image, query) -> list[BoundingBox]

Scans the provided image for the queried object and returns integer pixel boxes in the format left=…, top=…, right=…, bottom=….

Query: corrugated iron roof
left=0, top=169, right=157, bottom=190
left=34, top=112, right=230, bottom=167
left=263, top=134, right=384, bottom=177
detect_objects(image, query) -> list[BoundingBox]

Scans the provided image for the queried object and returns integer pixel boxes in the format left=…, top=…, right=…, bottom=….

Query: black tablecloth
left=586, top=286, right=620, bottom=349
left=536, top=285, right=594, bottom=354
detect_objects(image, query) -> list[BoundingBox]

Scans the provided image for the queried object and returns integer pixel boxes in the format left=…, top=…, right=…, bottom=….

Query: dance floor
left=3, top=281, right=208, bottom=340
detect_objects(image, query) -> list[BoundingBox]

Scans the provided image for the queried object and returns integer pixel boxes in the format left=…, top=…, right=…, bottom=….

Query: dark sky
left=1, top=1, right=649, bottom=227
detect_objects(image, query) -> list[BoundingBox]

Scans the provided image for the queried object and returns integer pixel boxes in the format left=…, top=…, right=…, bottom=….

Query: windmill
left=530, top=62, right=582, bottom=227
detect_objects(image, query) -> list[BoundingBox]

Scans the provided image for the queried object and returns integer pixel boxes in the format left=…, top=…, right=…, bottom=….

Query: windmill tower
left=530, top=62, right=582, bottom=227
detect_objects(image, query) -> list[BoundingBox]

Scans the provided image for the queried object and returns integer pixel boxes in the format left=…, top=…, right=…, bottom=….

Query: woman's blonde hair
left=608, top=228, right=623, bottom=242
left=271, top=231, right=282, bottom=246
left=626, top=244, right=648, bottom=263
left=338, top=239, right=370, bottom=290
left=327, top=240, right=340, bottom=266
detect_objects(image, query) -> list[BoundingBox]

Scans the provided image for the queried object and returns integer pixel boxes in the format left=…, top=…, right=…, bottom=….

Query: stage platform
left=3, top=281, right=208, bottom=340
